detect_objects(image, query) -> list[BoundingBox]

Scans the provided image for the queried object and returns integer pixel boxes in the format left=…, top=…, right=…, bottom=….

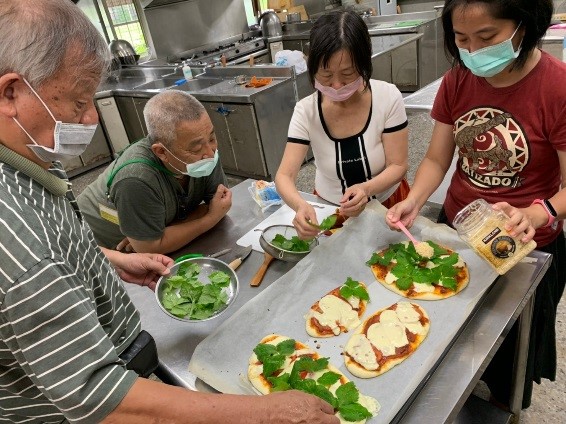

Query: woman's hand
left=339, top=184, right=369, bottom=217
left=113, top=252, right=174, bottom=291
left=492, top=202, right=536, bottom=243
left=385, top=197, right=420, bottom=230
left=293, top=202, right=320, bottom=239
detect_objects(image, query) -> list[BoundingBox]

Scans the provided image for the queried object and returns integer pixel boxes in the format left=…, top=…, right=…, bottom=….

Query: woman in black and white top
left=275, top=10, right=410, bottom=239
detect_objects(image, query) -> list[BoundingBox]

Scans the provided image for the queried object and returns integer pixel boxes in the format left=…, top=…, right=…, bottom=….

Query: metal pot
left=286, top=12, right=301, bottom=23
left=259, top=10, right=282, bottom=38
left=109, top=39, right=139, bottom=65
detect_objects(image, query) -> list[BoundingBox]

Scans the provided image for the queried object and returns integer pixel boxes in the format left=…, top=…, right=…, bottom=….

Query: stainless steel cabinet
left=114, top=96, right=149, bottom=143
left=282, top=39, right=310, bottom=55
left=203, top=102, right=267, bottom=178
left=96, top=96, right=130, bottom=155
left=60, top=125, right=112, bottom=177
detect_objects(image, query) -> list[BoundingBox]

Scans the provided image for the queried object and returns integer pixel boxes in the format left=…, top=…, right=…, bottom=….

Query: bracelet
left=531, top=199, right=556, bottom=228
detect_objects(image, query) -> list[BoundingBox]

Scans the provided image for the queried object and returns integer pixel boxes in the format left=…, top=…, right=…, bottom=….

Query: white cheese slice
left=347, top=295, right=360, bottom=309
left=366, top=321, right=408, bottom=356
left=309, top=295, right=360, bottom=335
left=404, top=321, right=427, bottom=335
left=345, top=334, right=378, bottom=370
left=395, top=302, right=421, bottom=323
left=412, top=282, right=435, bottom=293
left=378, top=309, right=400, bottom=323
left=425, top=261, right=436, bottom=269
left=455, top=256, right=465, bottom=268
left=384, top=271, right=398, bottom=285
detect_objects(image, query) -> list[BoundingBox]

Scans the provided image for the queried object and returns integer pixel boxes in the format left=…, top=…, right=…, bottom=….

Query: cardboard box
left=268, top=0, right=294, bottom=11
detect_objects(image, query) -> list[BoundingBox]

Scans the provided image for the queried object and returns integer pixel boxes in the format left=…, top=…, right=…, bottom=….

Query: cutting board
left=236, top=202, right=337, bottom=252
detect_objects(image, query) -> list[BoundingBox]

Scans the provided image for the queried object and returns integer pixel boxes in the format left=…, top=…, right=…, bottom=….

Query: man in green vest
left=78, top=90, right=232, bottom=254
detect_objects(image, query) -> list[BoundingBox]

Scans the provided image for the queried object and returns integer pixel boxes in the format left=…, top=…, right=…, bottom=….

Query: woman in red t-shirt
left=386, top=0, right=566, bottom=411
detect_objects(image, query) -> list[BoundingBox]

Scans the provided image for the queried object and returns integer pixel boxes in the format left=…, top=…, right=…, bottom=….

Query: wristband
left=531, top=199, right=557, bottom=228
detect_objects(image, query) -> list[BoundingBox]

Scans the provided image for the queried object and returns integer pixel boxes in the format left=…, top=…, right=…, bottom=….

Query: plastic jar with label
left=453, top=199, right=537, bottom=275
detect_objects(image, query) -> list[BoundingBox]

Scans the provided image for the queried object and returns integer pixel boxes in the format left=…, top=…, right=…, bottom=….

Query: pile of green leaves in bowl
left=271, top=234, right=311, bottom=252
left=160, top=262, right=231, bottom=320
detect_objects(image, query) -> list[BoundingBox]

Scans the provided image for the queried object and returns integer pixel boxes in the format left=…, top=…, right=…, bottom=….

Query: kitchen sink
left=118, top=67, right=181, bottom=79
left=181, top=77, right=223, bottom=92
left=134, top=77, right=187, bottom=91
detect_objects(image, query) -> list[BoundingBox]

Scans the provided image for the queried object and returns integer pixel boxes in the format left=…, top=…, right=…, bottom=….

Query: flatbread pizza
left=248, top=334, right=380, bottom=423
left=305, top=278, right=369, bottom=337
left=344, top=302, right=430, bottom=378
left=366, top=240, right=469, bottom=300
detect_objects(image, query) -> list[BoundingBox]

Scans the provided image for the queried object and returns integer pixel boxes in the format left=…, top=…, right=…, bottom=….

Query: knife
left=228, top=245, right=253, bottom=270
left=175, top=248, right=232, bottom=263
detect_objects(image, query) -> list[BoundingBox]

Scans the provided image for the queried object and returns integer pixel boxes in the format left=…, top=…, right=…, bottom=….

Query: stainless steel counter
left=95, top=65, right=290, bottom=103
left=124, top=179, right=551, bottom=423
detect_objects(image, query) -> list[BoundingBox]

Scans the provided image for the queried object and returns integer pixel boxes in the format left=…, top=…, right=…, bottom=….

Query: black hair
left=307, top=10, right=372, bottom=88
left=442, top=0, right=553, bottom=70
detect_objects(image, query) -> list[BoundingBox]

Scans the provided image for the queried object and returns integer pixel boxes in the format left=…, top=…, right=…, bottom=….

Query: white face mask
left=13, top=78, right=97, bottom=163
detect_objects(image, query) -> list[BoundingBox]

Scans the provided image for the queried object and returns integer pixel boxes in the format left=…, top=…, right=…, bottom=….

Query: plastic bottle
left=182, top=61, right=193, bottom=81
left=453, top=199, right=537, bottom=275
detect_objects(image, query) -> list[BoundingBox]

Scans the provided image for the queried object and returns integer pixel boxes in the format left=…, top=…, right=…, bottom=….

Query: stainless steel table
left=125, top=179, right=551, bottom=423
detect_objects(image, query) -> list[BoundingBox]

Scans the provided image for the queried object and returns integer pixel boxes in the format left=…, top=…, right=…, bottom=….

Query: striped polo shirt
left=0, top=153, right=140, bottom=423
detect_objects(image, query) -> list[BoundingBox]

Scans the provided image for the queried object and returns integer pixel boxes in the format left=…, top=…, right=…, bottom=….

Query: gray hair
left=0, top=0, right=110, bottom=88
left=144, top=90, right=206, bottom=147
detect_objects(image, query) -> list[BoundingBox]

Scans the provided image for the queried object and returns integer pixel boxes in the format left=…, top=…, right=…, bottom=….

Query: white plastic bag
left=274, top=50, right=307, bottom=74
left=248, top=180, right=283, bottom=212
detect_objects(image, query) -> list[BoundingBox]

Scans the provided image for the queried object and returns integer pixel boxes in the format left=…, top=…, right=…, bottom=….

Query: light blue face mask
left=458, top=23, right=522, bottom=77
left=162, top=144, right=219, bottom=178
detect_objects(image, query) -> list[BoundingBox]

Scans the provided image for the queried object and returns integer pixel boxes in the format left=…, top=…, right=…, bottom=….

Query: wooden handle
left=228, top=258, right=242, bottom=270
left=250, top=253, right=274, bottom=287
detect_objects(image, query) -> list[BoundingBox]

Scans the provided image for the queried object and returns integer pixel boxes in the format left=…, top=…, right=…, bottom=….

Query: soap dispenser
left=182, top=61, right=193, bottom=81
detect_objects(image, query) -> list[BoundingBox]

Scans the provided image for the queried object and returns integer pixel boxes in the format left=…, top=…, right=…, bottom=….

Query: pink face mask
left=314, top=76, right=363, bottom=102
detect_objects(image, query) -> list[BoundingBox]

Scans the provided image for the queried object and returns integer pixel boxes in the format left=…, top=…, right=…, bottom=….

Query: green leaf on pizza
left=317, top=371, right=341, bottom=386
left=339, top=403, right=373, bottom=421
left=257, top=350, right=373, bottom=423
left=262, top=354, right=286, bottom=378
left=267, top=373, right=292, bottom=392
left=339, top=277, right=369, bottom=301
left=336, top=382, right=359, bottom=406
left=276, top=338, right=297, bottom=356
left=253, top=343, right=278, bottom=362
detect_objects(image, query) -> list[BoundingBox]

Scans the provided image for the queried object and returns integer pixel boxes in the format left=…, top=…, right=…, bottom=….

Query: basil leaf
left=276, top=339, right=296, bottom=356
left=335, top=381, right=359, bottom=406
left=317, top=371, right=341, bottom=386
left=339, top=403, right=373, bottom=421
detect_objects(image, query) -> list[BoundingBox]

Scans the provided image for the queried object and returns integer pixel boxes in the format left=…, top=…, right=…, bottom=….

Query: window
left=98, top=0, right=151, bottom=57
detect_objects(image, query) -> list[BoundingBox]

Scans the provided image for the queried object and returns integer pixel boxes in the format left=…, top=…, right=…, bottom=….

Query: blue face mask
left=458, top=23, right=522, bottom=78
left=162, top=144, right=219, bottom=178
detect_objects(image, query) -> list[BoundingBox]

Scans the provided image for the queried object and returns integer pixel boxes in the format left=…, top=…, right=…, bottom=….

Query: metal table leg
left=508, top=291, right=536, bottom=422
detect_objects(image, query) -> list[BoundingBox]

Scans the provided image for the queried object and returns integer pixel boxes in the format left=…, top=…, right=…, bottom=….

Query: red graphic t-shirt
left=431, top=51, right=566, bottom=246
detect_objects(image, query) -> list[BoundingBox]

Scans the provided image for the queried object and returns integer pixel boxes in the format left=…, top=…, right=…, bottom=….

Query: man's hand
left=262, top=390, right=340, bottom=424
left=116, top=237, right=135, bottom=253
left=208, top=184, right=232, bottom=220
left=113, top=253, right=174, bottom=291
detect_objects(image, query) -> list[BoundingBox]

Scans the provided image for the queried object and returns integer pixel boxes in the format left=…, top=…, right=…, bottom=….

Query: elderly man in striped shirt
left=0, top=1, right=339, bottom=423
